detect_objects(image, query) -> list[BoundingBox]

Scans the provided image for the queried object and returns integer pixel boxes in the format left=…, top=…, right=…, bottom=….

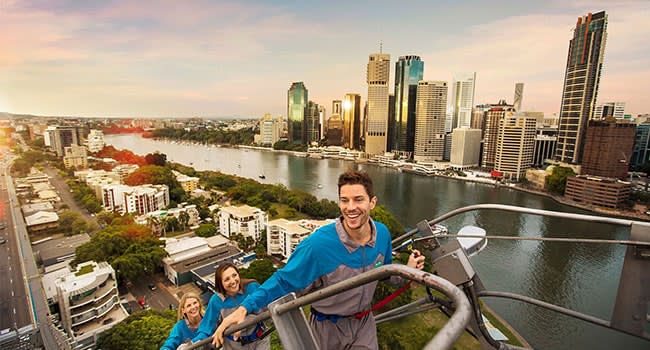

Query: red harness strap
left=354, top=282, right=412, bottom=319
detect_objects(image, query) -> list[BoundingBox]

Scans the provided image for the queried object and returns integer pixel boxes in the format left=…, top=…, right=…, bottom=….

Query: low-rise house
left=25, top=211, right=59, bottom=232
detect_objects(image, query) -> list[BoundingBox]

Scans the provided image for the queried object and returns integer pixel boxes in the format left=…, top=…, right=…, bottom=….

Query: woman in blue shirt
left=193, top=262, right=270, bottom=349
left=160, top=292, right=203, bottom=350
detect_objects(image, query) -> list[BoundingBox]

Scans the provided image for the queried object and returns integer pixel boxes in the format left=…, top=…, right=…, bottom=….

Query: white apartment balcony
left=69, top=279, right=117, bottom=309
left=72, top=303, right=127, bottom=339
left=70, top=288, right=117, bottom=317
left=71, top=295, right=118, bottom=327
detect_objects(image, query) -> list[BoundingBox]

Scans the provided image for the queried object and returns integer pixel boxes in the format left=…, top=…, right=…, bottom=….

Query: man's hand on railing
left=407, top=249, right=425, bottom=270
left=213, top=306, right=247, bottom=347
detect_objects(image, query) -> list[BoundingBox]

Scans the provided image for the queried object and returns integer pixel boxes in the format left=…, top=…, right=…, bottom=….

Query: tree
left=195, top=223, right=217, bottom=237
left=124, top=165, right=187, bottom=203
left=545, top=166, right=576, bottom=195
left=239, top=258, right=276, bottom=283
left=72, top=224, right=167, bottom=282
left=58, top=210, right=88, bottom=235
left=96, top=309, right=175, bottom=350
left=144, top=152, right=167, bottom=166
left=371, top=205, right=405, bottom=239
left=178, top=211, right=190, bottom=231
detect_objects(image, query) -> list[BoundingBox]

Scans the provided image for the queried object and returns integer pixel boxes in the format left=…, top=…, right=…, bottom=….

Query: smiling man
left=213, top=170, right=425, bottom=349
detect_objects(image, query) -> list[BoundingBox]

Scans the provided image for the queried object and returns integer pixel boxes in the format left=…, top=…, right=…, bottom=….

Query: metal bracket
left=611, top=222, right=650, bottom=339
left=268, top=292, right=319, bottom=350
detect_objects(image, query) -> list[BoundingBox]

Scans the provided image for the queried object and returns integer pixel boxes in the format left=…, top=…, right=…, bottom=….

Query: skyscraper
left=555, top=11, right=608, bottom=164
left=365, top=53, right=391, bottom=155
left=342, top=93, right=361, bottom=150
left=414, top=81, right=447, bottom=162
left=305, top=101, right=321, bottom=145
left=513, top=83, right=524, bottom=111
left=449, top=72, right=477, bottom=130
left=391, top=55, right=424, bottom=156
left=288, top=82, right=308, bottom=145
left=494, top=113, right=537, bottom=181
left=481, top=100, right=515, bottom=170
left=594, top=101, right=626, bottom=120
left=581, top=119, right=635, bottom=179
left=332, top=100, right=342, bottom=116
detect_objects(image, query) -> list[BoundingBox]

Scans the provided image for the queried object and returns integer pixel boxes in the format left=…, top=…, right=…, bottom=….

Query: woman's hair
left=214, top=262, right=256, bottom=296
left=177, top=292, right=202, bottom=321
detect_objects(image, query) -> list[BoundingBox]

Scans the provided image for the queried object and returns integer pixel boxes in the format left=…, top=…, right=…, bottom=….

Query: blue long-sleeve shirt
left=192, top=282, right=262, bottom=343
left=240, top=219, right=393, bottom=316
left=160, top=319, right=200, bottom=350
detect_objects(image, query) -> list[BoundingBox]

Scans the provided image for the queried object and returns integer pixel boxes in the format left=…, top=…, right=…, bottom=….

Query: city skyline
left=1, top=1, right=648, bottom=118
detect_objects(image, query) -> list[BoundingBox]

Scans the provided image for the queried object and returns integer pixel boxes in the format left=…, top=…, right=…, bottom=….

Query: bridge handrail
left=186, top=264, right=472, bottom=350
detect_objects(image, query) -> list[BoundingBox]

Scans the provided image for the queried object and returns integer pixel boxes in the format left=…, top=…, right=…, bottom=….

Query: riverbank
left=150, top=135, right=648, bottom=222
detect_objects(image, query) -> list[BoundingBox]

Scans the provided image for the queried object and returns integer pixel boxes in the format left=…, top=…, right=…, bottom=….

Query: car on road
left=0, top=237, right=6, bottom=244
left=148, top=283, right=157, bottom=291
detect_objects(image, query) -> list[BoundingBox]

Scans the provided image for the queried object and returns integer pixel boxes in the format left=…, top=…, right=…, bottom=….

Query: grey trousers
left=308, top=313, right=378, bottom=350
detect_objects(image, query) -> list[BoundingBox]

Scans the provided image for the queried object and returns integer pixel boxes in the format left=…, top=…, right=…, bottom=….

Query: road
left=127, top=273, right=179, bottom=311
left=43, top=166, right=96, bottom=224
left=2, top=154, right=61, bottom=349
left=0, top=170, right=30, bottom=331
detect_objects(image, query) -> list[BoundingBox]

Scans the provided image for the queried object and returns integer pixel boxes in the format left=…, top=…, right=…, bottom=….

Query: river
left=106, top=134, right=648, bottom=350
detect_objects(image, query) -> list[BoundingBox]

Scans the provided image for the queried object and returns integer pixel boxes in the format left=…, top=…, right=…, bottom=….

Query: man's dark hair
left=338, top=170, right=374, bottom=198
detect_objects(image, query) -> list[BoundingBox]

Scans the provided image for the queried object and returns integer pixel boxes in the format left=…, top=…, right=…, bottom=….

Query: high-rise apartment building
left=259, top=113, right=283, bottom=146
left=594, top=101, right=626, bottom=120
left=63, top=144, right=88, bottom=169
left=414, top=81, right=448, bottom=162
left=306, top=101, right=321, bottom=145
left=533, top=127, right=558, bottom=167
left=555, top=11, right=608, bottom=164
left=46, top=126, right=82, bottom=157
left=481, top=100, right=515, bottom=169
left=342, top=93, right=361, bottom=150
left=54, top=261, right=127, bottom=350
left=86, top=129, right=105, bottom=153
left=581, top=119, right=635, bottom=179
left=513, top=83, right=524, bottom=111
left=449, top=72, right=477, bottom=130
left=288, top=82, right=308, bottom=145
left=495, top=114, right=537, bottom=181
left=365, top=53, right=391, bottom=155
left=326, top=114, right=343, bottom=146
left=318, top=105, right=326, bottom=141
left=391, top=55, right=424, bottom=156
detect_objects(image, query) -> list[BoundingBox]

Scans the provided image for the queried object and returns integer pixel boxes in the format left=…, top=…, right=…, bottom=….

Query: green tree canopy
left=195, top=223, right=217, bottom=237
left=239, top=258, right=276, bottom=283
left=545, top=166, right=576, bottom=195
left=72, top=223, right=167, bottom=282
left=96, top=309, right=176, bottom=350
left=371, top=205, right=405, bottom=239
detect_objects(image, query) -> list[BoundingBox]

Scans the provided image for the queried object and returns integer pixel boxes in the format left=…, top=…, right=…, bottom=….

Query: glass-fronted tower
left=342, top=93, right=362, bottom=150
left=288, top=82, right=308, bottom=145
left=555, top=11, right=607, bottom=164
left=390, top=55, right=424, bottom=156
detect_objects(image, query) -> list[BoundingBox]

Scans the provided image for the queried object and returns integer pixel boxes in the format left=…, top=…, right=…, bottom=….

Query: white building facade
left=266, top=219, right=333, bottom=259
left=450, top=128, right=482, bottom=168
left=86, top=129, right=105, bottom=153
left=54, top=261, right=127, bottom=350
left=218, top=205, right=267, bottom=241
left=495, top=113, right=537, bottom=180
left=102, top=184, right=169, bottom=215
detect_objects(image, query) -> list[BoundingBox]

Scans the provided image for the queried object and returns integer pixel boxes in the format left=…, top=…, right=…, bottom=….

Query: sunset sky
left=1, top=0, right=648, bottom=118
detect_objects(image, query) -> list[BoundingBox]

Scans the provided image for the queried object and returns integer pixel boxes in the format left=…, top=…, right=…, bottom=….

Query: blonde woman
left=161, top=292, right=203, bottom=350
